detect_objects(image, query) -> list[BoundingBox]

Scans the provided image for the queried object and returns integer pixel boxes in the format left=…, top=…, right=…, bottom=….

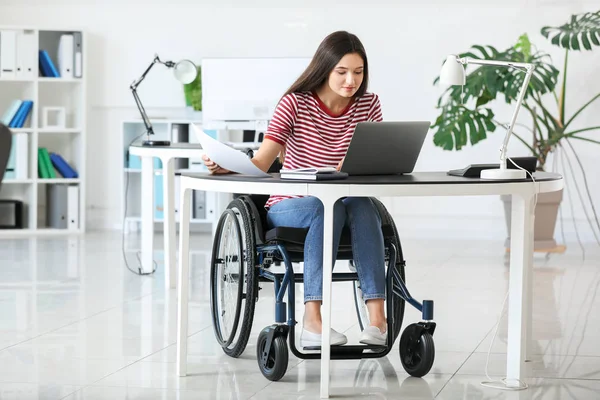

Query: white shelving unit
left=0, top=26, right=86, bottom=236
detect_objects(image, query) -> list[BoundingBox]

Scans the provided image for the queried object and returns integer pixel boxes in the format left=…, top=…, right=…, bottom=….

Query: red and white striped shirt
left=264, top=91, right=383, bottom=208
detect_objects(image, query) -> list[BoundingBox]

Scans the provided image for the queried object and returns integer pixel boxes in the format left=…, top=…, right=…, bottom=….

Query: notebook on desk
left=280, top=167, right=348, bottom=180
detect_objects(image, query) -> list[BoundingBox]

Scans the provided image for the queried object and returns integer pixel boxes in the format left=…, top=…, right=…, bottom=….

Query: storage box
left=0, top=200, right=24, bottom=229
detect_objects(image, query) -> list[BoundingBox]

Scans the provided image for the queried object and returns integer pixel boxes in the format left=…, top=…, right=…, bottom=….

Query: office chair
left=0, top=124, right=12, bottom=189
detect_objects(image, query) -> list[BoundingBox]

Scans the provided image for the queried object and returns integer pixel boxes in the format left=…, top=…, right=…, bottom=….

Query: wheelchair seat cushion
left=265, top=224, right=393, bottom=246
left=265, top=226, right=353, bottom=247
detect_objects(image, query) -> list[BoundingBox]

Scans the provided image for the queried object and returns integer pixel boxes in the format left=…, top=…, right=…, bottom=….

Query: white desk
left=174, top=171, right=563, bottom=398
left=129, top=143, right=207, bottom=288
left=129, top=141, right=260, bottom=289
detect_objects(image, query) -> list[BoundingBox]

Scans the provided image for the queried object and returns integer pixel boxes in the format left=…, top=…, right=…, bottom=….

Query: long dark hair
left=284, top=30, right=369, bottom=98
left=275, top=31, right=369, bottom=165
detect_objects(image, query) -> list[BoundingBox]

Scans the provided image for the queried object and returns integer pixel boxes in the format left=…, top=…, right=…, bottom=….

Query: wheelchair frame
left=209, top=195, right=437, bottom=381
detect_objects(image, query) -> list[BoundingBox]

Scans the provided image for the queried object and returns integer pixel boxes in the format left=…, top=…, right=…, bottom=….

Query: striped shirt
left=264, top=91, right=383, bottom=208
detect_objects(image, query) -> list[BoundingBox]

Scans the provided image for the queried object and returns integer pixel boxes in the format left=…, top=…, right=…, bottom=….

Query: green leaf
left=514, top=33, right=532, bottom=60
left=541, top=10, right=600, bottom=51
left=183, top=66, right=202, bottom=111
left=432, top=106, right=496, bottom=151
left=475, top=88, right=494, bottom=107
left=582, top=33, right=592, bottom=50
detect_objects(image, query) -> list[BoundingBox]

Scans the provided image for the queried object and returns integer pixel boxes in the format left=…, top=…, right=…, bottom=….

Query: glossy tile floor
left=1, top=231, right=599, bottom=399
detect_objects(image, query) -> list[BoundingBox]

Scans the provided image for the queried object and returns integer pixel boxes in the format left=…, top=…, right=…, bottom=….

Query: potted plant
left=432, top=10, right=600, bottom=251
left=184, top=65, right=202, bottom=113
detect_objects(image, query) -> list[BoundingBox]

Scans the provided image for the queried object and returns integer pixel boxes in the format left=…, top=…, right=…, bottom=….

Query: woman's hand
left=336, top=157, right=345, bottom=171
left=202, top=154, right=231, bottom=174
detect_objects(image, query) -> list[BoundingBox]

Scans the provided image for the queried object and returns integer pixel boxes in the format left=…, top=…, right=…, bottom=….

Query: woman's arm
left=203, top=93, right=296, bottom=174
left=251, top=139, right=283, bottom=172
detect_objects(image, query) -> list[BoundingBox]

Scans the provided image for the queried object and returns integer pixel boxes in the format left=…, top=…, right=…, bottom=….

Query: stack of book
left=38, top=147, right=78, bottom=179
left=1, top=100, right=33, bottom=128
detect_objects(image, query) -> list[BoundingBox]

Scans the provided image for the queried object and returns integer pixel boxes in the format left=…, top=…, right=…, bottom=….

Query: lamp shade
left=439, top=55, right=465, bottom=86
left=173, top=60, right=197, bottom=84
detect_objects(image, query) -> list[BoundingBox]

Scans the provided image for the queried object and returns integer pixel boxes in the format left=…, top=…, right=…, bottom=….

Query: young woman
left=203, top=31, right=387, bottom=346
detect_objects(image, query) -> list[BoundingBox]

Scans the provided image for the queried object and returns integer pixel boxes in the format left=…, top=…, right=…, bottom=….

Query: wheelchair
left=209, top=193, right=436, bottom=382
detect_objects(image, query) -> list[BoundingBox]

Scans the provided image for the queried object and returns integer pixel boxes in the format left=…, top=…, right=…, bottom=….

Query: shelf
left=8, top=128, right=34, bottom=133
left=38, top=77, right=83, bottom=83
left=37, top=128, right=81, bottom=134
left=0, top=77, right=83, bottom=83
left=36, top=178, right=80, bottom=184
left=1, top=26, right=87, bottom=236
left=0, top=78, right=35, bottom=82
left=1, top=179, right=34, bottom=184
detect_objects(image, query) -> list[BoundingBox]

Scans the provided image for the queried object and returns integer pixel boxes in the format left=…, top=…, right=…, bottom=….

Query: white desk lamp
left=130, top=55, right=198, bottom=146
left=440, top=55, right=535, bottom=180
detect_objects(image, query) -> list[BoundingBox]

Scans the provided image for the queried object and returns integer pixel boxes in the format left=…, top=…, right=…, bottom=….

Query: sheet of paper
left=191, top=124, right=270, bottom=177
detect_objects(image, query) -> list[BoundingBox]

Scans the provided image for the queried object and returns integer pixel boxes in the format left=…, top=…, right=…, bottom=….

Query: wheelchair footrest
left=302, top=344, right=387, bottom=358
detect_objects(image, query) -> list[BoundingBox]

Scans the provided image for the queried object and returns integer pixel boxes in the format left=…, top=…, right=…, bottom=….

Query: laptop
left=340, top=121, right=430, bottom=176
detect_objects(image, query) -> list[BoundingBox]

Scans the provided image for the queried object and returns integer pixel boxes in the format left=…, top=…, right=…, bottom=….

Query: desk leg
left=506, top=193, right=535, bottom=386
left=320, top=197, right=336, bottom=399
left=176, top=187, right=192, bottom=377
left=163, top=158, right=177, bottom=289
left=140, top=156, right=154, bottom=274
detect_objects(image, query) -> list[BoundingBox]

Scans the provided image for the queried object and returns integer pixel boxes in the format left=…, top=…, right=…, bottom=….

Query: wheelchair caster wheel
left=257, top=328, right=288, bottom=381
left=399, top=323, right=435, bottom=377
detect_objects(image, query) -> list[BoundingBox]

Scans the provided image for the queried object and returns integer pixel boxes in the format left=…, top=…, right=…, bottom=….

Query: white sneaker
left=359, top=326, right=387, bottom=346
left=300, top=328, right=348, bottom=347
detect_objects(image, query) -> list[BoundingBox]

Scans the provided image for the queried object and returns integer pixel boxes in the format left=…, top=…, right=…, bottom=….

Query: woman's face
left=327, top=52, right=364, bottom=99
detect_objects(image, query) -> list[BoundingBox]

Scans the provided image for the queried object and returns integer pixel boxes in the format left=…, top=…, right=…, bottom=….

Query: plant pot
left=501, top=188, right=564, bottom=252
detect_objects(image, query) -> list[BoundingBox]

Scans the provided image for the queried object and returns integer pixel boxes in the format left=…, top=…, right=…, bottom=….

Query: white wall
left=1, top=0, right=599, bottom=242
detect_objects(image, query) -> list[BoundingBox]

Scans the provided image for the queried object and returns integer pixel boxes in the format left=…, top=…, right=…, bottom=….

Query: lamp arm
left=129, top=55, right=176, bottom=140
left=458, top=56, right=535, bottom=168
left=500, top=64, right=535, bottom=168
left=131, top=86, right=153, bottom=136
left=459, top=57, right=532, bottom=70
left=130, top=55, right=174, bottom=90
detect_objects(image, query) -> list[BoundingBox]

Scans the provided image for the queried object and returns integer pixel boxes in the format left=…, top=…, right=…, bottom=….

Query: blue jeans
left=266, top=196, right=386, bottom=303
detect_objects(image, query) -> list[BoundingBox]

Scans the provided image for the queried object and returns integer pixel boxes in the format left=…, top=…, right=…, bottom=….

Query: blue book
left=49, top=152, right=78, bottom=178
left=2, top=100, right=22, bottom=125
left=39, top=52, right=51, bottom=77
left=13, top=101, right=33, bottom=128
left=39, top=50, right=59, bottom=77
left=9, top=102, right=27, bottom=128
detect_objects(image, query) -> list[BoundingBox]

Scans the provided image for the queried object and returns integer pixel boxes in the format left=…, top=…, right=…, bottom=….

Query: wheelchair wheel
left=257, top=329, right=288, bottom=381
left=353, top=198, right=406, bottom=343
left=399, top=324, right=435, bottom=377
left=210, top=198, right=258, bottom=358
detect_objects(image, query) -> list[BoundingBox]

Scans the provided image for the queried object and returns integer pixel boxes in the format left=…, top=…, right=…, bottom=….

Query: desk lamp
left=130, top=54, right=197, bottom=146
left=440, top=55, right=534, bottom=180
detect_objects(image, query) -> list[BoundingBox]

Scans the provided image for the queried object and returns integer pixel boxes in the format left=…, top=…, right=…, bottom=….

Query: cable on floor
left=122, top=131, right=158, bottom=276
